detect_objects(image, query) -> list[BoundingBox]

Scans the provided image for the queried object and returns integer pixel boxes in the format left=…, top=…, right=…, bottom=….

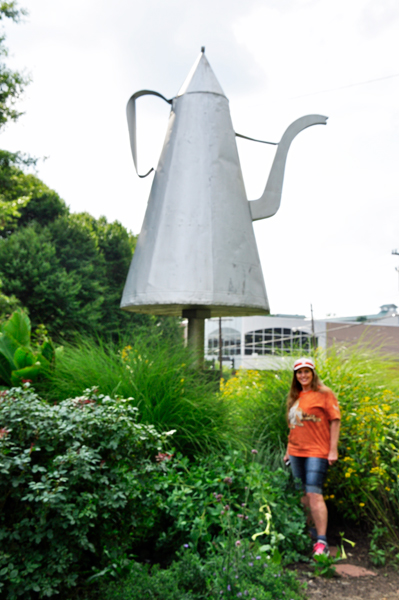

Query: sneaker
left=313, top=541, right=330, bottom=557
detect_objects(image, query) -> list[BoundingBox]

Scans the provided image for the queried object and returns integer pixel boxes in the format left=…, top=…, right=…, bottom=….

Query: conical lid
left=177, top=50, right=225, bottom=97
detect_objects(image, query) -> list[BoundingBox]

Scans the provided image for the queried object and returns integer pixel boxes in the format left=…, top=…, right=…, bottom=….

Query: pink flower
left=155, top=452, right=174, bottom=462
left=0, top=428, right=9, bottom=439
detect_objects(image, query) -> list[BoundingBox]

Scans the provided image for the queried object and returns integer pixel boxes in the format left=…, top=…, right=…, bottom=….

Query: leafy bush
left=101, top=551, right=208, bottom=600
left=43, top=334, right=228, bottom=454
left=152, top=450, right=310, bottom=564
left=0, top=385, right=172, bottom=599
left=0, top=277, right=21, bottom=321
left=104, top=543, right=306, bottom=600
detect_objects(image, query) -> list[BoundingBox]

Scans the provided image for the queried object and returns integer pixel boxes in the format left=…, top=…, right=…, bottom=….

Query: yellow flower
left=359, top=502, right=365, bottom=507
left=121, top=345, right=133, bottom=361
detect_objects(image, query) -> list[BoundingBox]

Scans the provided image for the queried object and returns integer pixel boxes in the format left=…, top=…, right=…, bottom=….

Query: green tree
left=0, top=275, right=20, bottom=321
left=0, top=224, right=101, bottom=337
left=0, top=3, right=32, bottom=231
left=0, top=161, right=151, bottom=339
left=0, top=2, right=29, bottom=131
left=0, top=150, right=61, bottom=232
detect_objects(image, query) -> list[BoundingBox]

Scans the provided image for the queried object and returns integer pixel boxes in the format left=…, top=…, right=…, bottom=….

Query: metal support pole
left=183, top=309, right=211, bottom=368
left=310, top=303, right=317, bottom=352
left=219, top=316, right=223, bottom=381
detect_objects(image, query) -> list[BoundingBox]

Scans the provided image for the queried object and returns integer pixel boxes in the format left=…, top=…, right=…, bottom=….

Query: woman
left=283, top=357, right=341, bottom=557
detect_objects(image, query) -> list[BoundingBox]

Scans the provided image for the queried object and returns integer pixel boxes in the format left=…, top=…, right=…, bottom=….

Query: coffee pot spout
left=249, top=114, right=328, bottom=221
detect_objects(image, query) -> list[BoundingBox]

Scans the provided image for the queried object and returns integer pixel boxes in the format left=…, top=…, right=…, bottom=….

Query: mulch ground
left=292, top=524, right=399, bottom=600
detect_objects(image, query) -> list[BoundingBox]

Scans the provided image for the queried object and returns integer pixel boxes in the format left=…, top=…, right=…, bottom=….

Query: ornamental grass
left=41, top=334, right=231, bottom=456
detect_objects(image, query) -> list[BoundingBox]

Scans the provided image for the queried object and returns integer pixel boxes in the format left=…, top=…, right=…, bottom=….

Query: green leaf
left=0, top=352, right=12, bottom=385
left=2, top=310, right=30, bottom=347
left=270, top=547, right=282, bottom=565
left=0, top=332, right=18, bottom=368
left=13, top=346, right=35, bottom=369
left=40, top=340, right=54, bottom=363
left=11, top=365, right=42, bottom=386
left=35, top=353, right=50, bottom=372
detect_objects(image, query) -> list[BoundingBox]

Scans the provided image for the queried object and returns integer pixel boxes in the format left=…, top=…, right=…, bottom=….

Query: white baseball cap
left=293, top=357, right=315, bottom=371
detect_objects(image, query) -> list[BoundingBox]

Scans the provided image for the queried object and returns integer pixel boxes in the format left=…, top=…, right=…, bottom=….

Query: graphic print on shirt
left=288, top=400, right=321, bottom=429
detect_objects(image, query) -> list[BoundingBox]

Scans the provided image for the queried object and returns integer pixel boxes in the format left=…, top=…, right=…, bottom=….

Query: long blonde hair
left=286, top=368, right=325, bottom=415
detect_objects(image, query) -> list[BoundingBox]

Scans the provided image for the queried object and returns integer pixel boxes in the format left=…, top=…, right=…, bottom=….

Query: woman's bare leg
left=307, top=492, right=327, bottom=536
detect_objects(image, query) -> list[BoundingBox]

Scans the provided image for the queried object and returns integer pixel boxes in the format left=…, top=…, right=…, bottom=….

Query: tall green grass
left=220, top=369, right=290, bottom=468
left=42, top=334, right=232, bottom=455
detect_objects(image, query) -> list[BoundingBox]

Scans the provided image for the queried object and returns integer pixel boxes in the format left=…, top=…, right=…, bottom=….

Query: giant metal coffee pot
left=121, top=49, right=327, bottom=362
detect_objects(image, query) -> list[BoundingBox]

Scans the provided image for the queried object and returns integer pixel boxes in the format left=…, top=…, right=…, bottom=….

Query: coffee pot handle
left=126, top=90, right=172, bottom=178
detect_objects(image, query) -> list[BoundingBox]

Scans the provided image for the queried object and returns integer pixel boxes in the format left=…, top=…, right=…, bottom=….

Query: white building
left=204, top=304, right=399, bottom=370
left=205, top=314, right=327, bottom=370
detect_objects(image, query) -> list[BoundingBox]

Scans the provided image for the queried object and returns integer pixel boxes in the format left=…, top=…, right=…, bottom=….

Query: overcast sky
left=1, top=0, right=399, bottom=319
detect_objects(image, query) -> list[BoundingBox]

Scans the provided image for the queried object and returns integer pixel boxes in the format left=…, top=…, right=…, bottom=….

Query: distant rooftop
left=270, top=314, right=306, bottom=320
left=326, top=304, right=398, bottom=323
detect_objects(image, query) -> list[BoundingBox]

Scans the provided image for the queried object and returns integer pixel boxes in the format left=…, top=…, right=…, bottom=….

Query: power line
left=291, top=72, right=399, bottom=99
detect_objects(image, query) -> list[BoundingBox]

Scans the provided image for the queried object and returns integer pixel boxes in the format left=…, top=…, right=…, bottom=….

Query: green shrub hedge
left=103, top=543, right=306, bottom=600
left=0, top=384, right=173, bottom=598
left=0, top=384, right=312, bottom=598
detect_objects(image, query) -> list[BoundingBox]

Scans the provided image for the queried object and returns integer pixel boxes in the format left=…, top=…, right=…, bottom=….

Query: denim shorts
left=289, top=455, right=328, bottom=495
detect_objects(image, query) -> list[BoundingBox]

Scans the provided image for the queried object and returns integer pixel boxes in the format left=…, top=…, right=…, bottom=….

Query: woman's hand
left=328, top=419, right=340, bottom=465
left=327, top=449, right=338, bottom=466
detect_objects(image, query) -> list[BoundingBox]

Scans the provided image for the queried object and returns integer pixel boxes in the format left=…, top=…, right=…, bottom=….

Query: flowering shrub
left=319, top=354, right=399, bottom=552
left=0, top=385, right=173, bottom=599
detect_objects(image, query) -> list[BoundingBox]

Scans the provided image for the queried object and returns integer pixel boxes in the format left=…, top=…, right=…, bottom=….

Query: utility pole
left=310, top=304, right=317, bottom=352
left=392, top=250, right=399, bottom=289
left=218, top=317, right=223, bottom=381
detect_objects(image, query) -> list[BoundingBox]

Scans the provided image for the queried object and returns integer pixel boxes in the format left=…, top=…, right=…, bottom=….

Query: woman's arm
left=328, top=419, right=340, bottom=465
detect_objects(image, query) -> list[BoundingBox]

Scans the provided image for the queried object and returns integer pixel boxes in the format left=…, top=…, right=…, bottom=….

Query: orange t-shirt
left=287, top=388, right=341, bottom=459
